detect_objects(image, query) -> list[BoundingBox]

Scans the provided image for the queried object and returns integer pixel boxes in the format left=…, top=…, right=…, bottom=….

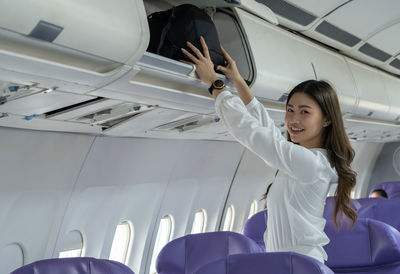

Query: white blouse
left=215, top=91, right=338, bottom=263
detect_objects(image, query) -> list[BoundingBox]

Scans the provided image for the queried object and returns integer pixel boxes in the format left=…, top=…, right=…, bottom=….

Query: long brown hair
left=263, top=80, right=357, bottom=230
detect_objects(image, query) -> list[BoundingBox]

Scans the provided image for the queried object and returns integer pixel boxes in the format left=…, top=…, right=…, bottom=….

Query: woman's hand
left=181, top=37, right=219, bottom=87
left=217, top=47, right=243, bottom=86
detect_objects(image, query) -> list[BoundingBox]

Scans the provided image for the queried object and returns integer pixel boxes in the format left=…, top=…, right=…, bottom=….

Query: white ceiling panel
left=285, top=0, right=347, bottom=17
left=324, top=0, right=400, bottom=39
left=367, top=22, right=400, bottom=55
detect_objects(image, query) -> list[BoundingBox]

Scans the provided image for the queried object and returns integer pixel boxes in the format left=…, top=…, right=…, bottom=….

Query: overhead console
left=0, top=0, right=398, bottom=141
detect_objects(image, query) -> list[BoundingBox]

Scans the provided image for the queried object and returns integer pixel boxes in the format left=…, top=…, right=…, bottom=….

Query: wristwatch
left=208, top=79, right=226, bottom=95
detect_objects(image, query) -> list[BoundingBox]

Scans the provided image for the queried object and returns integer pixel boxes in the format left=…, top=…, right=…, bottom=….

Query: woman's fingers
left=221, top=46, right=234, bottom=62
left=181, top=48, right=198, bottom=64
left=200, top=36, right=210, bottom=59
left=217, top=65, right=226, bottom=73
left=186, top=41, right=204, bottom=59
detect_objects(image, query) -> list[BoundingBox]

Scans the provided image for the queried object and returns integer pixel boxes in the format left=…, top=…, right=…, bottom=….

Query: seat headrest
left=242, top=211, right=267, bottom=251
left=11, top=257, right=134, bottom=274
left=194, top=252, right=334, bottom=274
left=324, top=218, right=400, bottom=268
left=370, top=181, right=400, bottom=198
left=357, top=198, right=400, bottom=231
left=156, top=231, right=262, bottom=274
left=391, top=192, right=400, bottom=199
left=323, top=197, right=376, bottom=222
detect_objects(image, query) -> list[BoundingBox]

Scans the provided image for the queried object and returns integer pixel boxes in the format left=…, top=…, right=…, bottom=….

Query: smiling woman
left=285, top=92, right=331, bottom=149
left=182, top=37, right=357, bottom=263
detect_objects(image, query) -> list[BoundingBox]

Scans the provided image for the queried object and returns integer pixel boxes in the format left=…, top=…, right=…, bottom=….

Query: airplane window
left=149, top=215, right=174, bottom=274
left=222, top=205, right=235, bottom=231
left=109, top=221, right=133, bottom=264
left=59, top=230, right=84, bottom=258
left=248, top=200, right=258, bottom=219
left=191, top=209, right=207, bottom=234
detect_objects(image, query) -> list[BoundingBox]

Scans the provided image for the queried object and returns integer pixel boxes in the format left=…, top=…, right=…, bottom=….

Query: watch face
left=214, top=79, right=225, bottom=89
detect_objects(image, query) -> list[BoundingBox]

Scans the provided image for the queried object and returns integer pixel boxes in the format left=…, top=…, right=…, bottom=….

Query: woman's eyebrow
left=287, top=104, right=312, bottom=109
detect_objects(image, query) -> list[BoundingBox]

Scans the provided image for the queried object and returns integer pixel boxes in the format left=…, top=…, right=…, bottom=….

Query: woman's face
left=285, top=92, right=329, bottom=149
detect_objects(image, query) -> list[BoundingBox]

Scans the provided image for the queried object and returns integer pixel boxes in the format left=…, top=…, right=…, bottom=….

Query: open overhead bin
left=0, top=0, right=149, bottom=90
left=98, top=0, right=254, bottom=114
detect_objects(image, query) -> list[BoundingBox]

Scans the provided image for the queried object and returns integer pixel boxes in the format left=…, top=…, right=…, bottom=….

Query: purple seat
left=357, top=198, right=400, bottom=231
left=242, top=210, right=267, bottom=251
left=370, top=181, right=400, bottom=198
left=323, top=197, right=376, bottom=222
left=194, top=252, right=334, bottom=274
left=324, top=218, right=400, bottom=273
left=10, top=257, right=134, bottom=274
left=391, top=192, right=400, bottom=199
left=155, top=231, right=263, bottom=274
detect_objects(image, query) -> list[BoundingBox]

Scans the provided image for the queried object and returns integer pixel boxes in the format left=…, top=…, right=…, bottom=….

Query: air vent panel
left=315, top=20, right=361, bottom=47
left=359, top=43, right=391, bottom=62
left=390, top=58, right=400, bottom=70
left=256, top=0, right=317, bottom=26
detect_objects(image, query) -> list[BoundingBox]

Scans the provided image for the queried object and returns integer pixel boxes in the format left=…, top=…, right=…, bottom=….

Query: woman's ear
left=323, top=119, right=331, bottom=127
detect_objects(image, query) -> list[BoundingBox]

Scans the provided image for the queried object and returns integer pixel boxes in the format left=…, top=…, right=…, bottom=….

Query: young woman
left=182, top=37, right=357, bottom=263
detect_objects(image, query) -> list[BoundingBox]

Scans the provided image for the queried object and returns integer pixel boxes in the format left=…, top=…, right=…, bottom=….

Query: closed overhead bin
left=235, top=8, right=315, bottom=103
left=299, top=41, right=358, bottom=114
left=379, top=72, right=400, bottom=122
left=0, top=0, right=149, bottom=88
left=347, top=59, right=390, bottom=120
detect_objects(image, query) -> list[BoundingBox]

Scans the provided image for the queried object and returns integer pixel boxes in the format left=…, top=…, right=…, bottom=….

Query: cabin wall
left=368, top=141, right=400, bottom=193
left=350, top=141, right=385, bottom=198
left=222, top=149, right=275, bottom=233
left=0, top=127, right=95, bottom=273
left=0, top=127, right=245, bottom=274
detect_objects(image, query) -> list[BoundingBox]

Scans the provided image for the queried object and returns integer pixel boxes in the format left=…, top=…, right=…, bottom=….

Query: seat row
left=12, top=216, right=400, bottom=274
left=11, top=182, right=400, bottom=274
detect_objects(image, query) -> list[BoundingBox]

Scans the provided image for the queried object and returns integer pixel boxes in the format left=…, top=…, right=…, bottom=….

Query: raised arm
left=181, top=38, right=331, bottom=181
left=215, top=91, right=329, bottom=182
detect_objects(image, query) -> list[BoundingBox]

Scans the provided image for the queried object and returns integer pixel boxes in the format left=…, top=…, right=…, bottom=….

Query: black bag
left=147, top=4, right=225, bottom=70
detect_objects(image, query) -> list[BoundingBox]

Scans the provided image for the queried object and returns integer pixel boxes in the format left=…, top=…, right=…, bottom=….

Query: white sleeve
left=245, top=96, right=271, bottom=127
left=215, top=91, right=328, bottom=182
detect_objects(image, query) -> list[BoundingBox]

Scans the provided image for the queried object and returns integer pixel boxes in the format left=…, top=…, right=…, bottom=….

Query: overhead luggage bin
left=299, top=41, right=358, bottom=114
left=234, top=8, right=315, bottom=103
left=379, top=72, right=400, bottom=122
left=0, top=0, right=149, bottom=90
left=346, top=59, right=390, bottom=120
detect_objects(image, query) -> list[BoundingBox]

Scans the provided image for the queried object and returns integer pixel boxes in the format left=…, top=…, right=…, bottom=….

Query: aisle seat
left=194, top=252, right=334, bottom=274
left=156, top=231, right=263, bottom=274
left=10, top=257, right=135, bottom=274
left=357, top=198, right=400, bottom=231
left=242, top=210, right=267, bottom=251
left=324, top=218, right=400, bottom=273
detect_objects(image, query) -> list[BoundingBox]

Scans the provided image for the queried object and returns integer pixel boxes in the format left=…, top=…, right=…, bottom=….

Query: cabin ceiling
left=256, top=0, right=400, bottom=76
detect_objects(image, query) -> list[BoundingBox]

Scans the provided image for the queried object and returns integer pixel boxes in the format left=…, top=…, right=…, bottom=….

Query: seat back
left=156, top=231, right=262, bottom=274
left=324, top=218, right=400, bottom=272
left=242, top=210, right=267, bottom=251
left=11, top=257, right=134, bottom=274
left=391, top=192, right=400, bottom=199
left=323, top=197, right=376, bottom=222
left=370, top=181, right=400, bottom=198
left=358, top=198, right=400, bottom=231
left=194, top=252, right=334, bottom=274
